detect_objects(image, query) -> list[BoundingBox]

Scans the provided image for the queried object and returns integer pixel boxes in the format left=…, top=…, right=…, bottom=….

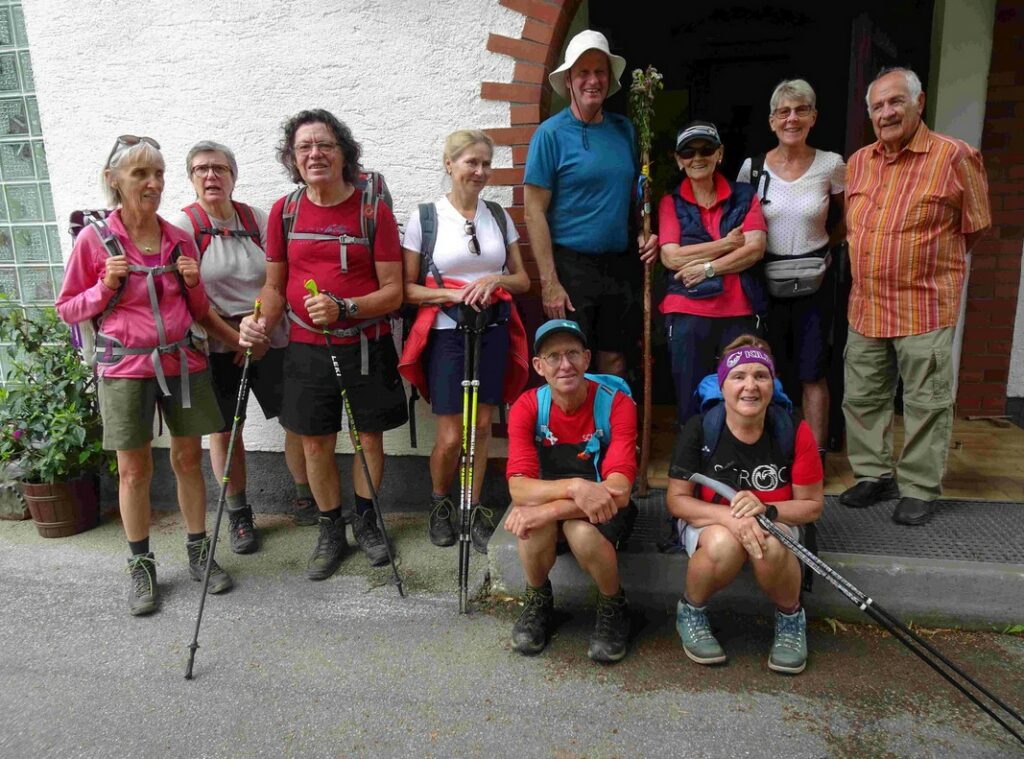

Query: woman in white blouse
left=737, top=79, right=846, bottom=461
left=402, top=130, right=530, bottom=552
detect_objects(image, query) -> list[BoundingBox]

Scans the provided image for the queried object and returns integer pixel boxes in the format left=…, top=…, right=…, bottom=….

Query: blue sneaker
left=769, top=608, right=808, bottom=674
left=676, top=600, right=726, bottom=665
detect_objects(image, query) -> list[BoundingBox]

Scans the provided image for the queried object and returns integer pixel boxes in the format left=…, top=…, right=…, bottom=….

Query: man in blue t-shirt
left=524, top=29, right=659, bottom=378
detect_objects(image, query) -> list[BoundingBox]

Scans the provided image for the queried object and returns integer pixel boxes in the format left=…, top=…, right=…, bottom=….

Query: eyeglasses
left=540, top=349, right=585, bottom=367
left=771, top=105, right=814, bottom=119
left=106, top=135, right=160, bottom=167
left=294, top=141, right=339, bottom=156
left=677, top=145, right=718, bottom=160
left=190, top=163, right=232, bottom=177
left=464, top=220, right=480, bottom=256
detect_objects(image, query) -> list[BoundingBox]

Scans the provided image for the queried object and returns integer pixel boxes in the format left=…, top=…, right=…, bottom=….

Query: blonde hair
left=102, top=140, right=164, bottom=207
left=722, top=334, right=774, bottom=357
left=769, top=79, right=816, bottom=113
left=443, top=129, right=494, bottom=167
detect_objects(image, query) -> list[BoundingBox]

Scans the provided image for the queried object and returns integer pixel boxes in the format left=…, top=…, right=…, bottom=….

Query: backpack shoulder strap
left=358, top=171, right=386, bottom=262
left=182, top=202, right=213, bottom=256
left=533, top=386, right=556, bottom=446
left=582, top=373, right=632, bottom=481
left=281, top=187, right=305, bottom=254
left=87, top=218, right=128, bottom=319
left=699, top=404, right=727, bottom=472
left=766, top=405, right=797, bottom=468
left=232, top=201, right=262, bottom=245
left=483, top=200, right=509, bottom=245
left=417, top=203, right=444, bottom=287
left=748, top=153, right=770, bottom=204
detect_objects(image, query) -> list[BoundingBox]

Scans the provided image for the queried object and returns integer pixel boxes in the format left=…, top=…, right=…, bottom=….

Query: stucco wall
left=22, top=0, right=524, bottom=455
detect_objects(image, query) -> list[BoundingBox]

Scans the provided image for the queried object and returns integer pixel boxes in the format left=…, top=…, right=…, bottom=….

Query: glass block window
left=0, top=1, right=59, bottom=382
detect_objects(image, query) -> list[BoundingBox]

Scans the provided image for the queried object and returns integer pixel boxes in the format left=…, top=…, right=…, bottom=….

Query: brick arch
left=481, top=0, right=583, bottom=294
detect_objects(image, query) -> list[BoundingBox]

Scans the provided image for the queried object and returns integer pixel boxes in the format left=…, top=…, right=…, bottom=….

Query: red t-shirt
left=658, top=173, right=767, bottom=318
left=506, top=380, right=638, bottom=484
left=266, top=189, right=401, bottom=345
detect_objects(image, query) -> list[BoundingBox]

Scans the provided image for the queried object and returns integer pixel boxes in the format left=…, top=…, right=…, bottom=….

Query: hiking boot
left=768, top=608, right=808, bottom=674
left=306, top=516, right=348, bottom=580
left=676, top=600, right=726, bottom=665
left=470, top=503, right=497, bottom=555
left=352, top=509, right=393, bottom=567
left=511, top=582, right=554, bottom=656
left=588, top=590, right=630, bottom=663
left=228, top=505, right=259, bottom=554
left=292, top=496, right=319, bottom=526
left=839, top=476, right=899, bottom=509
left=428, top=496, right=456, bottom=547
left=126, top=553, right=158, bottom=616
left=186, top=536, right=234, bottom=594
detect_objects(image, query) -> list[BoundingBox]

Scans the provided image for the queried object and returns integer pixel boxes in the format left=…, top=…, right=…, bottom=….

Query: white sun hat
left=548, top=30, right=627, bottom=100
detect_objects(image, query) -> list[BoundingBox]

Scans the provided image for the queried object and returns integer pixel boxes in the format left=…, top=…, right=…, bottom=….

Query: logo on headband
left=726, top=352, right=742, bottom=368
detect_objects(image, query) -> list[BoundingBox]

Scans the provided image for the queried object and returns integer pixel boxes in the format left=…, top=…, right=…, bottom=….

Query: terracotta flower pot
left=19, top=474, right=101, bottom=538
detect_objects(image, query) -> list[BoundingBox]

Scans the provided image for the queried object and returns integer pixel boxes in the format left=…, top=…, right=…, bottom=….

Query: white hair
left=865, top=67, right=923, bottom=111
left=770, top=79, right=816, bottom=113
left=102, top=140, right=164, bottom=207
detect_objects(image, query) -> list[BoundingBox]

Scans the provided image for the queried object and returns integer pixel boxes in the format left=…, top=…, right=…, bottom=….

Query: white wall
left=23, top=0, right=524, bottom=454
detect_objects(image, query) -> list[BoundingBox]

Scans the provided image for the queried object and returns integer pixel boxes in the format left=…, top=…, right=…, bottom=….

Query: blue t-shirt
left=524, top=108, right=638, bottom=255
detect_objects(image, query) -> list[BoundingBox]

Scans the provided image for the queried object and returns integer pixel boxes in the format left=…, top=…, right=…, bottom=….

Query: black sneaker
left=306, top=516, right=348, bottom=580
left=470, top=503, right=497, bottom=555
left=228, top=506, right=259, bottom=554
left=588, top=590, right=630, bottom=663
left=126, top=553, right=158, bottom=616
left=839, top=476, right=899, bottom=509
left=352, top=509, right=393, bottom=567
left=511, top=582, right=554, bottom=656
left=428, top=496, right=457, bottom=547
left=292, top=497, right=319, bottom=526
left=186, top=537, right=234, bottom=594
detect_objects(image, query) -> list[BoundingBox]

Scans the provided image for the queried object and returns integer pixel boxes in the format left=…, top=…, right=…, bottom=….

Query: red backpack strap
left=232, top=201, right=262, bottom=249
left=182, top=202, right=213, bottom=257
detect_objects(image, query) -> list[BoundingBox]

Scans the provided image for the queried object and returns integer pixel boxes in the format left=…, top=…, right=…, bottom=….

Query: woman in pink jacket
left=56, top=136, right=232, bottom=617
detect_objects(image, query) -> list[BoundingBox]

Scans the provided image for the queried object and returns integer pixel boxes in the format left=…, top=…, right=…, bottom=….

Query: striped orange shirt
left=846, top=123, right=991, bottom=338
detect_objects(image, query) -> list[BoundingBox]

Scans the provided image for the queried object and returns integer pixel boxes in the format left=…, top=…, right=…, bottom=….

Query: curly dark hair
left=277, top=108, right=362, bottom=185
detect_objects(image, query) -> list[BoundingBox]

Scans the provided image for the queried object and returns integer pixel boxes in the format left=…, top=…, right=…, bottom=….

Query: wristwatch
left=324, top=292, right=347, bottom=319
left=345, top=298, right=359, bottom=317
left=764, top=504, right=778, bottom=521
left=703, top=261, right=716, bottom=279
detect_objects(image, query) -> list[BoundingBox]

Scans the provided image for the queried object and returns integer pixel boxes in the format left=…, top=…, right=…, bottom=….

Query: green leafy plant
left=0, top=303, right=115, bottom=484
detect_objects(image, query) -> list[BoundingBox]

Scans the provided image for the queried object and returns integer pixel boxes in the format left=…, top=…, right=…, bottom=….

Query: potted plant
left=0, top=302, right=115, bottom=537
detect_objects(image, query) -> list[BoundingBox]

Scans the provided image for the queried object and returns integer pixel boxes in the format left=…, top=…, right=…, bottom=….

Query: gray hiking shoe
left=228, top=505, right=259, bottom=554
left=306, top=516, right=348, bottom=580
left=352, top=509, right=393, bottom=567
left=292, top=497, right=319, bottom=526
left=511, top=582, right=554, bottom=656
left=186, top=537, right=234, bottom=594
left=428, top=496, right=456, bottom=547
left=676, top=600, right=726, bottom=665
left=768, top=608, right=808, bottom=674
left=470, top=503, right=497, bottom=555
left=588, top=590, right=630, bottom=663
left=126, top=553, right=158, bottom=616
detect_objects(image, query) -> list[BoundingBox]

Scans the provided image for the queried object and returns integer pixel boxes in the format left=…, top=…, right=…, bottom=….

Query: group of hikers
left=55, top=29, right=990, bottom=674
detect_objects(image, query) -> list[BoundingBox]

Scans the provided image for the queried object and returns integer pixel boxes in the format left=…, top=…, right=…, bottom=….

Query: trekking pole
left=688, top=472, right=1024, bottom=747
left=457, top=307, right=485, bottom=614
left=185, top=299, right=261, bottom=680
left=304, top=279, right=404, bottom=597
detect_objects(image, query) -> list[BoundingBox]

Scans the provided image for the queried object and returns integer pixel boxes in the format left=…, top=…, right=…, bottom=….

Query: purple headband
left=717, top=347, right=775, bottom=387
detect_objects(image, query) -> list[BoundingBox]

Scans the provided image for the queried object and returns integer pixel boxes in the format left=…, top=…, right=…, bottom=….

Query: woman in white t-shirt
left=737, top=79, right=846, bottom=463
left=402, top=130, right=529, bottom=552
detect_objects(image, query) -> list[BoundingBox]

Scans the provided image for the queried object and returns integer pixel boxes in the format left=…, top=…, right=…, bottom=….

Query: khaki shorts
left=98, top=369, right=224, bottom=450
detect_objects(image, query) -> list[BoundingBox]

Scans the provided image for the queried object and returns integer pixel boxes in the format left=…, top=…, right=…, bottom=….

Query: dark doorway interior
left=586, top=0, right=934, bottom=446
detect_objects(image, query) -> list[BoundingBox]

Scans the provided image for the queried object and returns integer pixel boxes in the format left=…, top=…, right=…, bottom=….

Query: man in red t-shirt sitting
left=503, top=320, right=638, bottom=662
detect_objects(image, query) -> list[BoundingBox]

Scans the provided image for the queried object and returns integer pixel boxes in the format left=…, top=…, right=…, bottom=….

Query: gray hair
left=185, top=140, right=238, bottom=179
left=770, top=79, right=816, bottom=113
left=865, top=67, right=923, bottom=110
left=102, top=139, right=164, bottom=207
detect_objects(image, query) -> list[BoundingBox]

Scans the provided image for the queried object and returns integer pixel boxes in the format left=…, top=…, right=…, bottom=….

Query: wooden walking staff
left=629, top=66, right=663, bottom=496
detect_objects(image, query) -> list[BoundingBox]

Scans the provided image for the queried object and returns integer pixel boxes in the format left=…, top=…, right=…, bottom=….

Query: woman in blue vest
left=657, top=121, right=768, bottom=427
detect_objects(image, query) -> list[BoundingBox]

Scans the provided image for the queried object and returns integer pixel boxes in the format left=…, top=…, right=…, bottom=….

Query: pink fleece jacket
left=55, top=210, right=210, bottom=379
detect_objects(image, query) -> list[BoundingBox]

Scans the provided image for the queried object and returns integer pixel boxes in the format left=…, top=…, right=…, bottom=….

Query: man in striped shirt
left=840, top=67, right=991, bottom=526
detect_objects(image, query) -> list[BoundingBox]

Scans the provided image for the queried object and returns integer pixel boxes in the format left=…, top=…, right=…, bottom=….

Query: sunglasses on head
left=106, top=135, right=161, bottom=167
left=677, top=145, right=718, bottom=160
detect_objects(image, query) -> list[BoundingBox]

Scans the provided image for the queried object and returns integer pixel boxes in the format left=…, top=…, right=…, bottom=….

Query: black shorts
left=553, top=246, right=640, bottom=354
left=559, top=499, right=638, bottom=551
left=767, top=266, right=834, bottom=383
left=425, top=324, right=510, bottom=415
left=208, top=348, right=286, bottom=433
left=279, top=337, right=408, bottom=436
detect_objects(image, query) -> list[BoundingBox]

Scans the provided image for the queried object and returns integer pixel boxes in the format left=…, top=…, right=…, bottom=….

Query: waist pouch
left=445, top=300, right=511, bottom=330
left=764, top=248, right=831, bottom=299
left=680, top=276, right=725, bottom=299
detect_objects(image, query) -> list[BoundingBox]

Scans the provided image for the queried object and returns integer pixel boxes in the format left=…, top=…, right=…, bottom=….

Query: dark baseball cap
left=533, top=319, right=588, bottom=355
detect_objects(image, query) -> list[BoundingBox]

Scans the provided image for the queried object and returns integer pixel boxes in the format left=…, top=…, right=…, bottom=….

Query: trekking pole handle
left=688, top=473, right=778, bottom=523
left=304, top=278, right=320, bottom=300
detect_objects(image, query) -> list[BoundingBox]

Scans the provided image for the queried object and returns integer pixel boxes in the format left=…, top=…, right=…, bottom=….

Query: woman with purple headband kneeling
left=665, top=334, right=823, bottom=673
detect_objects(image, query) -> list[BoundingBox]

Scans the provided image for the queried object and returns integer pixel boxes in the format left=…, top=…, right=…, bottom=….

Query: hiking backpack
left=533, top=373, right=634, bottom=482
left=181, top=200, right=262, bottom=256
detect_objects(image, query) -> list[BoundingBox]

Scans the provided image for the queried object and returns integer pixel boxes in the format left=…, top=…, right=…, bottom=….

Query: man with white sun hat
left=524, top=29, right=659, bottom=379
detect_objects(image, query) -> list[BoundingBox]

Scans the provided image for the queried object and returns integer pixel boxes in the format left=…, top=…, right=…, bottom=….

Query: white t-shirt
left=170, top=203, right=289, bottom=351
left=402, top=195, right=519, bottom=329
left=737, top=150, right=845, bottom=257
